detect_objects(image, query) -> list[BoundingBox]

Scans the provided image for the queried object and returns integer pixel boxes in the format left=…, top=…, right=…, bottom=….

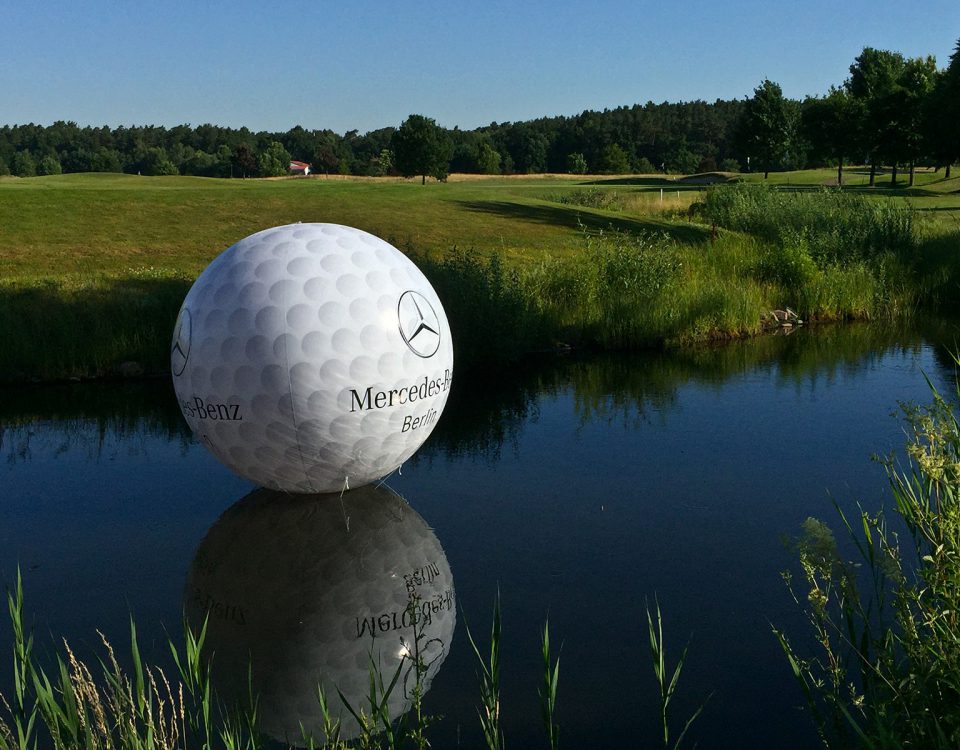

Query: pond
left=1, top=321, right=958, bottom=748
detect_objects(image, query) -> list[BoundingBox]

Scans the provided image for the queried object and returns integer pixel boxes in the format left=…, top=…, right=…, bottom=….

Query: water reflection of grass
left=2, top=322, right=952, bottom=467
left=421, top=321, right=953, bottom=460
left=0, top=381, right=190, bottom=463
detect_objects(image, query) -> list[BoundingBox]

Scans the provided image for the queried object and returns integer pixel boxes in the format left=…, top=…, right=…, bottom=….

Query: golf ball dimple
left=171, top=223, right=454, bottom=492
left=185, top=484, right=456, bottom=746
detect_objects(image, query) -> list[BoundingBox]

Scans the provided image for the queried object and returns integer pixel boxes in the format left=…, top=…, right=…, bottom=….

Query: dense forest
left=0, top=41, right=956, bottom=182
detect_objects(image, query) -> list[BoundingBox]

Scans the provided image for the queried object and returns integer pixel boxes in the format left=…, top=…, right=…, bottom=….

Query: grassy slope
left=1, top=170, right=955, bottom=280
left=0, top=173, right=710, bottom=280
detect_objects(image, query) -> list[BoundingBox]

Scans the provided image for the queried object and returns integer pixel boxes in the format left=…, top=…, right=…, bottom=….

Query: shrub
left=420, top=249, right=549, bottom=370
left=635, top=156, right=657, bottom=174
left=719, top=158, right=741, bottom=173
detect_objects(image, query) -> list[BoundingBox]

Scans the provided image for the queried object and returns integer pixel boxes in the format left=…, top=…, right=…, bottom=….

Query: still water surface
left=1, top=322, right=958, bottom=748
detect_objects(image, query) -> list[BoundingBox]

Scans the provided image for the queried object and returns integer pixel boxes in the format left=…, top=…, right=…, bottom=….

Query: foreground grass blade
left=646, top=598, right=710, bottom=750
left=539, top=620, right=560, bottom=750
left=465, top=593, right=503, bottom=750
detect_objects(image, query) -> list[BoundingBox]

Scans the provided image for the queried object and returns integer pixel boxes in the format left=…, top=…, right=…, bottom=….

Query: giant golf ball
left=185, top=484, right=456, bottom=745
left=171, top=223, right=453, bottom=492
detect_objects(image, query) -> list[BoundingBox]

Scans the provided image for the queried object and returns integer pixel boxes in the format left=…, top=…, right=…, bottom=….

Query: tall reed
left=646, top=599, right=711, bottom=750
left=700, top=183, right=918, bottom=264
left=776, top=359, right=960, bottom=748
left=465, top=594, right=503, bottom=750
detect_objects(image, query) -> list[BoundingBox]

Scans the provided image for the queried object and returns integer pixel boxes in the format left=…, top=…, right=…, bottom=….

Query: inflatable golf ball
left=171, top=223, right=453, bottom=492
left=185, top=484, right=456, bottom=745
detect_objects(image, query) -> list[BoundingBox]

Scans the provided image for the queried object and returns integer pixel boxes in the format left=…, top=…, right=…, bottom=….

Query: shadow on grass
left=915, top=230, right=960, bottom=308
left=455, top=200, right=711, bottom=244
left=0, top=275, right=192, bottom=383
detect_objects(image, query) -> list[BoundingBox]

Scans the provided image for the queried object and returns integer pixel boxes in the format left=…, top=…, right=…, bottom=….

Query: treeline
left=0, top=101, right=745, bottom=179
left=742, top=42, right=960, bottom=185
left=0, top=41, right=956, bottom=181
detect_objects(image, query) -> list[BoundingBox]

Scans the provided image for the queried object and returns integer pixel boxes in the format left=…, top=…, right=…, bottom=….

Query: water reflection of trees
left=0, top=381, right=191, bottom=463
left=412, top=361, right=562, bottom=464
left=2, top=320, right=955, bottom=465
left=421, top=320, right=957, bottom=460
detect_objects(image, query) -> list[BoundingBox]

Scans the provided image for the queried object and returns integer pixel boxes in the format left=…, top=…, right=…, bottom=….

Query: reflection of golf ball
left=185, top=484, right=455, bottom=745
left=171, top=223, right=454, bottom=493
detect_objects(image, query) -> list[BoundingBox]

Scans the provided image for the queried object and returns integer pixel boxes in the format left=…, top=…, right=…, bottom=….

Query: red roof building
left=289, top=160, right=311, bottom=175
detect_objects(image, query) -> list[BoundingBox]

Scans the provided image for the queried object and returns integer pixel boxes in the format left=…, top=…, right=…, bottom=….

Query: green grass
left=0, top=171, right=958, bottom=382
left=0, top=173, right=709, bottom=280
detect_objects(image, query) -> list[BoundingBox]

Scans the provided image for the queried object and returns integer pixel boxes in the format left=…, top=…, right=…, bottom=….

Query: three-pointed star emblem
left=171, top=308, right=192, bottom=376
left=398, top=291, right=441, bottom=357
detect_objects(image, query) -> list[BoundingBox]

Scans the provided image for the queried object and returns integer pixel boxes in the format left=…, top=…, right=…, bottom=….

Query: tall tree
left=846, top=47, right=906, bottom=186
left=11, top=150, right=36, bottom=177
left=257, top=140, right=292, bottom=177
left=476, top=140, right=502, bottom=174
left=503, top=122, right=549, bottom=174
left=925, top=38, right=960, bottom=178
left=231, top=144, right=257, bottom=178
left=736, top=80, right=792, bottom=178
left=897, top=55, right=937, bottom=185
left=391, top=115, right=451, bottom=184
left=801, top=88, right=864, bottom=185
left=599, top=143, right=631, bottom=174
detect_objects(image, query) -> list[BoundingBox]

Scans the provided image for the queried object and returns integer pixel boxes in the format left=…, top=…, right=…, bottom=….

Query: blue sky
left=3, top=1, right=957, bottom=134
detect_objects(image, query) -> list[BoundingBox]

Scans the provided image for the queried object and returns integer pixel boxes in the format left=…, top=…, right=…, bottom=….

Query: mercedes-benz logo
left=397, top=291, right=441, bottom=358
left=171, top=308, right=192, bottom=376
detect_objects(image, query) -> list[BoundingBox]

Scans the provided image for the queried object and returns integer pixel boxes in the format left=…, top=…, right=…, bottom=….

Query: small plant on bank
left=701, top=183, right=918, bottom=265
left=549, top=188, right=624, bottom=212
left=777, top=360, right=960, bottom=748
left=0, top=575, right=190, bottom=750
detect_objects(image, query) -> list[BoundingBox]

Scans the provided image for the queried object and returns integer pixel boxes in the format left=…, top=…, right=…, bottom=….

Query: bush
left=567, top=152, right=588, bottom=175
left=635, top=156, right=657, bottom=174
left=599, top=144, right=631, bottom=174
left=549, top=188, right=623, bottom=211
left=37, top=154, right=62, bottom=176
left=719, top=158, right=741, bottom=173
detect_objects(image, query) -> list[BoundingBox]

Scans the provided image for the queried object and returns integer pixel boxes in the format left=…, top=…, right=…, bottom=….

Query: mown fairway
left=0, top=173, right=713, bottom=279
left=2, top=171, right=958, bottom=280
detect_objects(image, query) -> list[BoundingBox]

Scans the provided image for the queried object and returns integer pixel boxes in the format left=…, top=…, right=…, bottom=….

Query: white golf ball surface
left=185, top=484, right=456, bottom=745
left=171, top=223, right=453, bottom=492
